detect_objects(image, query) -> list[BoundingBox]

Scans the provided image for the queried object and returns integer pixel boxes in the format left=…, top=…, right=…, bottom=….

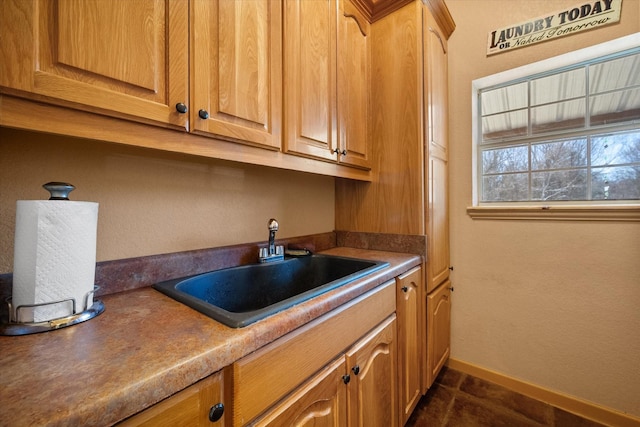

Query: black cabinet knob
left=175, top=103, right=188, bottom=114
left=198, top=109, right=210, bottom=120
left=209, top=403, right=224, bottom=422
left=342, top=374, right=351, bottom=384
left=352, top=365, right=360, bottom=376
left=332, top=148, right=347, bottom=156
left=401, top=286, right=408, bottom=293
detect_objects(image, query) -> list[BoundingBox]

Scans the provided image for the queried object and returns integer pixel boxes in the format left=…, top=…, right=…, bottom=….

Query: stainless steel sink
left=153, top=254, right=388, bottom=328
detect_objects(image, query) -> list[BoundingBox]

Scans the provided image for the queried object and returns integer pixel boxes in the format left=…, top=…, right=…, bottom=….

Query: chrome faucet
left=259, top=218, right=284, bottom=263
left=268, top=218, right=278, bottom=255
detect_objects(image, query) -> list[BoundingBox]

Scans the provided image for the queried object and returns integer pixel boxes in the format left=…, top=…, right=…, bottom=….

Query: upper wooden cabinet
left=283, top=0, right=338, bottom=162
left=191, top=0, right=282, bottom=149
left=337, top=0, right=371, bottom=169
left=0, top=0, right=373, bottom=179
left=0, top=0, right=189, bottom=129
left=284, top=0, right=371, bottom=169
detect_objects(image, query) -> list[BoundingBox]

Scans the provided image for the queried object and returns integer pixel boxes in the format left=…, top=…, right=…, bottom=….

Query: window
left=471, top=34, right=640, bottom=219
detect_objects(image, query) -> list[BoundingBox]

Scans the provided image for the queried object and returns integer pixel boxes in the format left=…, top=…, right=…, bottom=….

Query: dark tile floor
left=406, top=366, right=607, bottom=427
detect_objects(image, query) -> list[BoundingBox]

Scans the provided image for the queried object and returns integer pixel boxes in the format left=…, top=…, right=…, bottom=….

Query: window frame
left=469, top=33, right=640, bottom=221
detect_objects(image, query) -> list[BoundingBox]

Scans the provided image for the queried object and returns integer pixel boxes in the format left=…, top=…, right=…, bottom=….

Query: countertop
left=0, top=247, right=421, bottom=427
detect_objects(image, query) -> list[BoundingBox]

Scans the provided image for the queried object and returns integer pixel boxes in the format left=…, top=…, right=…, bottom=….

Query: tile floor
left=406, top=366, right=607, bottom=427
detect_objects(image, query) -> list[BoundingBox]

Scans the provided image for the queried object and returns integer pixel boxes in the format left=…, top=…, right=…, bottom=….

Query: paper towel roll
left=13, top=200, right=99, bottom=323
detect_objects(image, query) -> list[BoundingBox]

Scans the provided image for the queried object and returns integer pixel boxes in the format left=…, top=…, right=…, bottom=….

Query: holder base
left=0, top=300, right=105, bottom=336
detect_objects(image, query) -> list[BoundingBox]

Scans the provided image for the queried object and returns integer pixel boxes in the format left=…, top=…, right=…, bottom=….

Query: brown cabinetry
left=253, top=315, right=397, bottom=427
left=254, top=315, right=396, bottom=427
left=345, top=315, right=397, bottom=427
left=396, top=266, right=423, bottom=426
left=229, top=281, right=395, bottom=426
left=424, top=8, right=451, bottom=293
left=252, top=357, right=348, bottom=427
left=117, top=370, right=225, bottom=427
left=0, top=0, right=188, bottom=130
left=283, top=0, right=337, bottom=162
left=337, top=0, right=371, bottom=169
left=426, top=280, right=451, bottom=388
left=0, top=0, right=372, bottom=179
left=284, top=0, right=370, bottom=169
left=191, top=0, right=282, bottom=149
left=335, top=0, right=454, bottom=392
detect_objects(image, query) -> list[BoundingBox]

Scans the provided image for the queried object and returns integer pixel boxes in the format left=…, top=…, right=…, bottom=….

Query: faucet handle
left=268, top=218, right=279, bottom=232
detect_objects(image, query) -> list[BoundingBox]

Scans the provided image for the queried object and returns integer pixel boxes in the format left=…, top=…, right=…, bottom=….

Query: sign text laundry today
left=487, top=0, right=622, bottom=55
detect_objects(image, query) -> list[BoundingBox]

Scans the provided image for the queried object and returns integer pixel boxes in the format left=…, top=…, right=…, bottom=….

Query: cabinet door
left=396, top=266, right=423, bottom=425
left=283, top=0, right=338, bottom=162
left=336, top=0, right=370, bottom=169
left=425, top=10, right=449, bottom=157
left=117, top=371, right=225, bottom=427
left=424, top=6, right=450, bottom=292
left=0, top=0, right=188, bottom=129
left=346, top=315, right=398, bottom=427
left=252, top=358, right=347, bottom=427
left=191, top=0, right=282, bottom=149
left=426, top=280, right=451, bottom=389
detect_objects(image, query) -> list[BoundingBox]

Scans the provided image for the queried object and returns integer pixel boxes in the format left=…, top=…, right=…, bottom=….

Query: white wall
left=446, top=0, right=640, bottom=417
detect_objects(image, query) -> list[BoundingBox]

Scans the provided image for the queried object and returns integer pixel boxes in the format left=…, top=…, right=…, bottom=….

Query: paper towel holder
left=0, top=287, right=105, bottom=336
left=43, top=181, right=76, bottom=200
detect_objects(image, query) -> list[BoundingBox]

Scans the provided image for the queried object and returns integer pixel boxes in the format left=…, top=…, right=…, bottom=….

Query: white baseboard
left=447, top=358, right=640, bottom=427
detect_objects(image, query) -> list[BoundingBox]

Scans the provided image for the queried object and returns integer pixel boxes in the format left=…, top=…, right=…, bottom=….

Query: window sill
left=467, top=205, right=640, bottom=221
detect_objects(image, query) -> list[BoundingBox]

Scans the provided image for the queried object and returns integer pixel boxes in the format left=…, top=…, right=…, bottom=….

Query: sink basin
left=153, top=254, right=388, bottom=328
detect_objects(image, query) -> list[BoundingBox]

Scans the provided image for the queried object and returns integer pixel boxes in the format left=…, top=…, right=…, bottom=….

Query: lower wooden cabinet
left=252, top=315, right=397, bottom=427
left=117, top=370, right=225, bottom=426
left=426, top=280, right=452, bottom=389
left=345, top=315, right=397, bottom=427
left=396, top=266, right=423, bottom=426
left=252, top=357, right=348, bottom=426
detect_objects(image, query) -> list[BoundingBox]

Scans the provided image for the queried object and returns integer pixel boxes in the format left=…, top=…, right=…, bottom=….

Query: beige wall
left=0, top=128, right=335, bottom=273
left=446, top=0, right=640, bottom=418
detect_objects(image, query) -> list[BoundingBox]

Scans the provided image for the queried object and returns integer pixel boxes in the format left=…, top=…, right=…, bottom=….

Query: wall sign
left=487, top=0, right=622, bottom=55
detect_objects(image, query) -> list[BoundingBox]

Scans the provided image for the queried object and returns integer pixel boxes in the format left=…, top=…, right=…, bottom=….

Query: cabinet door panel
left=192, top=0, right=282, bottom=149
left=337, top=0, right=370, bottom=169
left=426, top=281, right=451, bottom=388
left=346, top=315, right=397, bottom=427
left=428, top=154, right=450, bottom=291
left=284, top=0, right=337, bottom=161
left=19, top=0, right=188, bottom=128
left=252, top=358, right=347, bottom=427
left=56, top=1, right=156, bottom=91
left=425, top=14, right=448, bottom=156
left=396, top=267, right=423, bottom=425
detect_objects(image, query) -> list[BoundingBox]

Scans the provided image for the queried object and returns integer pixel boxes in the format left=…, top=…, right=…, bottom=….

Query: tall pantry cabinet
left=335, top=0, right=455, bottom=396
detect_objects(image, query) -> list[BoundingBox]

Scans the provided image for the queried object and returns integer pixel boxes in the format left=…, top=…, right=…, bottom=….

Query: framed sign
left=487, top=0, right=622, bottom=55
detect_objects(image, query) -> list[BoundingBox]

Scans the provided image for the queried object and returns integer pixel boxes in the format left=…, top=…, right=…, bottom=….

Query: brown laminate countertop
left=0, top=247, right=421, bottom=427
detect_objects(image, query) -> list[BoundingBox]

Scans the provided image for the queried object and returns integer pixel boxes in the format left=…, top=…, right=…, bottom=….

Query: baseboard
left=447, top=358, right=640, bottom=427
